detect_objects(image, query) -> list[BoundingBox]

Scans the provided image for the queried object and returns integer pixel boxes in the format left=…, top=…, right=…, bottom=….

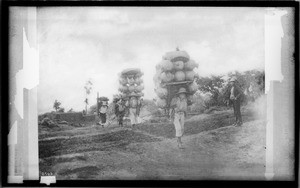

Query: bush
left=40, top=117, right=57, bottom=127
left=152, top=109, right=163, bottom=116
left=88, top=104, right=97, bottom=114
left=204, top=106, right=220, bottom=114
left=58, top=108, right=65, bottom=113
left=189, top=92, right=206, bottom=113
left=58, top=120, right=68, bottom=125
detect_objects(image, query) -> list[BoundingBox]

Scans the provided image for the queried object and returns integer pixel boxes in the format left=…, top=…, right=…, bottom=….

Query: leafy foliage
left=58, top=108, right=65, bottom=113
left=84, top=79, right=93, bottom=95
left=195, top=70, right=265, bottom=109
left=53, top=100, right=61, bottom=112
left=141, top=99, right=161, bottom=116
left=189, top=92, right=206, bottom=113
left=89, top=104, right=97, bottom=114
left=196, top=75, right=225, bottom=108
left=84, top=79, right=93, bottom=113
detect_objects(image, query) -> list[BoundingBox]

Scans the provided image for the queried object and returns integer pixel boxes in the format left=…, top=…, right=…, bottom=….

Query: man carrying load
left=170, top=87, right=188, bottom=149
left=97, top=97, right=109, bottom=128
left=154, top=48, right=199, bottom=149
left=118, top=68, right=144, bottom=127
left=127, top=94, right=139, bottom=128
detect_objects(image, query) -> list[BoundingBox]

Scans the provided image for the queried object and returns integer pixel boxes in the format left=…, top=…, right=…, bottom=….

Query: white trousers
left=174, top=112, right=185, bottom=137
left=129, top=108, right=138, bottom=125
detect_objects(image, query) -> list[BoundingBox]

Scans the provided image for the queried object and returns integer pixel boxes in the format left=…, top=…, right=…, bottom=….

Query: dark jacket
left=115, top=103, right=126, bottom=116
left=114, top=103, right=119, bottom=116
left=231, top=85, right=243, bottom=100
left=230, top=85, right=244, bottom=105
left=136, top=101, right=143, bottom=116
left=224, top=84, right=244, bottom=105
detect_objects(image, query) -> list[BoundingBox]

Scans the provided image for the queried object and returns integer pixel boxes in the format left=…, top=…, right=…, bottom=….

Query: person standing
left=229, top=77, right=243, bottom=126
left=98, top=100, right=109, bottom=128
left=170, top=87, right=188, bottom=149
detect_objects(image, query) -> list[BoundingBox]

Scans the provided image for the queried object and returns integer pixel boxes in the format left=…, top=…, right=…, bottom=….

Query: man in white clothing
left=170, top=87, right=188, bottom=149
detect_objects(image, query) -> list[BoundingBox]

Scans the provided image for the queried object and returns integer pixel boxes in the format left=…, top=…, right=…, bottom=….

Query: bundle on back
left=118, top=68, right=144, bottom=107
left=153, top=49, right=199, bottom=110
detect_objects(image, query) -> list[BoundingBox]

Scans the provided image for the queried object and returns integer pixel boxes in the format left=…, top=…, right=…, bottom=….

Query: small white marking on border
left=40, top=176, right=56, bottom=186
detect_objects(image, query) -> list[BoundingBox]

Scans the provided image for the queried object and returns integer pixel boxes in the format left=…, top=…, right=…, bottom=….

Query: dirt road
left=39, top=108, right=266, bottom=180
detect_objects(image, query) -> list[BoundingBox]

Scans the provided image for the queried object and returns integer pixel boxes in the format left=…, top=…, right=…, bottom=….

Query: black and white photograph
left=6, top=5, right=296, bottom=183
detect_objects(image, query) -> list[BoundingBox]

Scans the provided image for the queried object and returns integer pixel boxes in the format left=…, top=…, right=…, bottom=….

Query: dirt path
left=39, top=109, right=266, bottom=180
left=114, top=119, right=266, bottom=180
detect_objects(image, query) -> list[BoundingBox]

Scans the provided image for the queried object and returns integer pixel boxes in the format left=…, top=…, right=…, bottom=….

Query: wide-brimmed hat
left=176, top=87, right=188, bottom=95
left=229, top=77, right=237, bottom=82
left=99, top=96, right=109, bottom=101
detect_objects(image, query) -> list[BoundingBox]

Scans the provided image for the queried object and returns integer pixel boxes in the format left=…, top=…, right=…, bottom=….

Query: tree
left=88, top=104, right=97, bottom=114
left=254, top=70, right=265, bottom=93
left=197, top=75, right=225, bottom=107
left=84, top=79, right=93, bottom=114
left=195, top=69, right=265, bottom=108
left=189, top=92, right=206, bottom=112
left=53, top=100, right=61, bottom=112
left=142, top=99, right=159, bottom=115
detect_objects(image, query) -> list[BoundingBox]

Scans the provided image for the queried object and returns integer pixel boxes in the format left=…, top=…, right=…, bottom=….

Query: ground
left=39, top=106, right=266, bottom=180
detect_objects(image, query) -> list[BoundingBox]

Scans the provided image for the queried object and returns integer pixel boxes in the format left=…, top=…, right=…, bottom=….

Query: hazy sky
left=37, top=7, right=265, bottom=113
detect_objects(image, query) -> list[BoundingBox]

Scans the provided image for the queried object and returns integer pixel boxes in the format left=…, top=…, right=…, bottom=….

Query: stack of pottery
left=153, top=49, right=199, bottom=108
left=118, top=68, right=144, bottom=107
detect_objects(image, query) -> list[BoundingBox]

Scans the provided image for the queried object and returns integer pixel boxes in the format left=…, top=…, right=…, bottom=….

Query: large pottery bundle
left=154, top=49, right=199, bottom=110
left=118, top=68, right=144, bottom=108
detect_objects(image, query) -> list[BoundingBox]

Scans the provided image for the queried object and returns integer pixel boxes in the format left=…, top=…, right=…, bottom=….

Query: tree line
left=194, top=69, right=265, bottom=111
left=51, top=69, right=264, bottom=115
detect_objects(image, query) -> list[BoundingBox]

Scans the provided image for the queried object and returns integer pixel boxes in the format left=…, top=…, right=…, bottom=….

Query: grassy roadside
left=39, top=106, right=262, bottom=178
left=39, top=107, right=258, bottom=159
left=135, top=108, right=257, bottom=139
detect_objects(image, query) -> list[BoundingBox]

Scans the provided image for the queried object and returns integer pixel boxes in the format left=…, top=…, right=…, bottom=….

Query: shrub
left=58, top=108, right=65, bottom=113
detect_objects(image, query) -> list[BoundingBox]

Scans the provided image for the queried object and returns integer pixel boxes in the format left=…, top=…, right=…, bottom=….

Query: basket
left=121, top=68, right=142, bottom=76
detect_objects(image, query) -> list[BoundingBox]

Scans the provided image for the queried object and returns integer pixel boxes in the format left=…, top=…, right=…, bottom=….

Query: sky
left=37, top=7, right=265, bottom=114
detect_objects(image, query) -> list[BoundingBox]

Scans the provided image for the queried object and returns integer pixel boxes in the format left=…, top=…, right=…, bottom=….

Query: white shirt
left=230, top=86, right=235, bottom=100
left=100, top=106, right=108, bottom=113
left=172, top=97, right=187, bottom=113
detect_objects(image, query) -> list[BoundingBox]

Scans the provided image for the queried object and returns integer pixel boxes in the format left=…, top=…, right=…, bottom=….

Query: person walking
left=98, top=100, right=109, bottom=128
left=170, top=87, right=188, bottom=149
left=128, top=95, right=139, bottom=128
left=116, top=98, right=126, bottom=127
left=136, top=98, right=143, bottom=123
left=112, top=97, right=120, bottom=125
left=113, top=97, right=120, bottom=117
left=229, top=77, right=243, bottom=126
